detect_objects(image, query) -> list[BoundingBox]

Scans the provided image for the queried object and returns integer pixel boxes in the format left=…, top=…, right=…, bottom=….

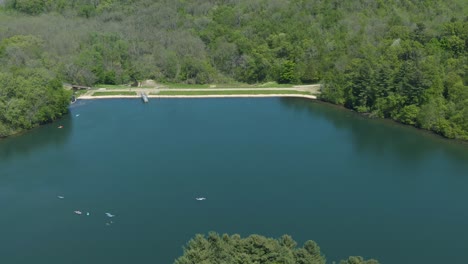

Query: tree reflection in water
left=279, top=97, right=468, bottom=163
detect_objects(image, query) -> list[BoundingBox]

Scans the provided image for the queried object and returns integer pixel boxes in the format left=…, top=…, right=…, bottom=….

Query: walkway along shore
left=77, top=94, right=318, bottom=100
left=76, top=84, right=320, bottom=100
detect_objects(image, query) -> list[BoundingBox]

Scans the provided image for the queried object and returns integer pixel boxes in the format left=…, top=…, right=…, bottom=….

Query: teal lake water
left=1, top=98, right=467, bottom=263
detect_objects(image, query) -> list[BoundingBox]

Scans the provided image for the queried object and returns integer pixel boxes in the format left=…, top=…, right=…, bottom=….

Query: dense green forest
left=0, top=34, right=71, bottom=137
left=175, top=232, right=379, bottom=264
left=0, top=0, right=467, bottom=139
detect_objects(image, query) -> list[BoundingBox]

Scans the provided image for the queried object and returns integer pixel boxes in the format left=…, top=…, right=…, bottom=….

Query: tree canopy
left=174, top=232, right=379, bottom=264
left=0, top=34, right=71, bottom=137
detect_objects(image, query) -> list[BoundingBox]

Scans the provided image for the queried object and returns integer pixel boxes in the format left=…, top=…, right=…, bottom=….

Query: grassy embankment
left=93, top=82, right=298, bottom=89
left=85, top=82, right=314, bottom=97
left=93, top=84, right=154, bottom=89
left=162, top=82, right=296, bottom=89
left=92, top=91, right=137, bottom=96
left=93, top=84, right=132, bottom=89
left=153, top=90, right=312, bottom=96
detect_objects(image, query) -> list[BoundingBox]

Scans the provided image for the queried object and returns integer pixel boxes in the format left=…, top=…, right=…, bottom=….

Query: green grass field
left=72, top=90, right=88, bottom=97
left=162, top=83, right=211, bottom=88
left=93, top=84, right=132, bottom=89
left=161, top=82, right=296, bottom=89
left=153, top=90, right=311, bottom=96
left=91, top=82, right=300, bottom=89
left=92, top=91, right=137, bottom=96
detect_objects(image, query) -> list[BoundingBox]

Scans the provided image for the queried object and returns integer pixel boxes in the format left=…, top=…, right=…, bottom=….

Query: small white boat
left=195, top=197, right=206, bottom=201
left=105, top=213, right=115, bottom=218
left=74, top=211, right=82, bottom=215
left=57, top=196, right=64, bottom=199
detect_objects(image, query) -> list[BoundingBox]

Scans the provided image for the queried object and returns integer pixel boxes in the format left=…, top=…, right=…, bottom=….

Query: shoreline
left=77, top=94, right=318, bottom=100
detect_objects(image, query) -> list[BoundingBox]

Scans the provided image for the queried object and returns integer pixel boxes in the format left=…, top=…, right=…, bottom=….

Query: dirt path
left=83, top=84, right=320, bottom=96
left=79, top=84, right=321, bottom=98
left=78, top=94, right=317, bottom=100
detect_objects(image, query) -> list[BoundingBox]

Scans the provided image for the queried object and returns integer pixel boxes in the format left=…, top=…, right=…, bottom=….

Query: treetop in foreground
left=174, top=232, right=379, bottom=264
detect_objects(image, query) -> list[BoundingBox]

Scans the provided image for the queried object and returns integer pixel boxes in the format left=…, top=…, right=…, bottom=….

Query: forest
left=174, top=232, right=379, bottom=264
left=0, top=0, right=467, bottom=139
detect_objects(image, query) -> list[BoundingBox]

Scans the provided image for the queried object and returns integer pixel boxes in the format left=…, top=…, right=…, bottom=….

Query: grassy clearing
left=162, top=83, right=211, bottom=88
left=72, top=90, right=88, bottom=97
left=91, top=82, right=302, bottom=89
left=153, top=90, right=311, bottom=96
left=93, top=84, right=156, bottom=89
left=92, top=91, right=137, bottom=96
left=254, top=82, right=295, bottom=88
left=94, top=84, right=132, bottom=89
left=161, top=82, right=296, bottom=89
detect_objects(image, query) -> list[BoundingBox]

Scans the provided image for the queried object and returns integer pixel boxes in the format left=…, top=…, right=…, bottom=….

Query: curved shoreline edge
left=77, top=94, right=318, bottom=100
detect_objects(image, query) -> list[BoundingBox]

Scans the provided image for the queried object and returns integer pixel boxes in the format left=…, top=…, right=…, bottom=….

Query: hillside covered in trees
left=0, top=0, right=467, bottom=139
left=0, top=34, right=71, bottom=137
left=175, top=232, right=379, bottom=264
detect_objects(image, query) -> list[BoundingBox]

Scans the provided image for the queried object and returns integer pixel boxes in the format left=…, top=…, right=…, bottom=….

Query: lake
left=1, top=98, right=467, bottom=264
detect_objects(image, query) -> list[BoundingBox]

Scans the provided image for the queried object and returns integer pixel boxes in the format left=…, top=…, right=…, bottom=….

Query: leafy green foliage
left=0, top=35, right=71, bottom=137
left=10, top=0, right=45, bottom=15
left=318, top=17, right=468, bottom=140
left=175, top=233, right=378, bottom=264
left=340, top=256, right=380, bottom=264
left=69, top=33, right=131, bottom=86
left=279, top=60, right=299, bottom=84
left=0, top=69, right=71, bottom=137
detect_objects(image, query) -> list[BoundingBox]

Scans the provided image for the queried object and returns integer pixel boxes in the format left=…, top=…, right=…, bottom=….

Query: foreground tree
left=340, top=256, right=380, bottom=264
left=174, top=232, right=378, bottom=264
